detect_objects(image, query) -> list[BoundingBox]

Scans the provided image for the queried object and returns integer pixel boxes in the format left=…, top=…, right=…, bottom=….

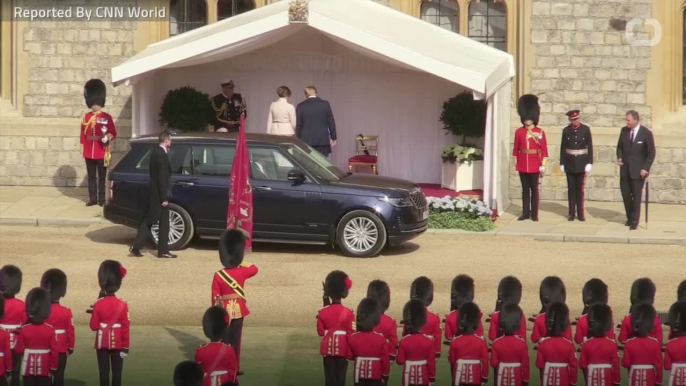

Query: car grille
left=409, top=189, right=427, bottom=210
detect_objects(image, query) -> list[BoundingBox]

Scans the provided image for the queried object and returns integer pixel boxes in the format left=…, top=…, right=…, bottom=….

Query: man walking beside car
left=296, top=86, right=337, bottom=159
left=129, top=131, right=177, bottom=258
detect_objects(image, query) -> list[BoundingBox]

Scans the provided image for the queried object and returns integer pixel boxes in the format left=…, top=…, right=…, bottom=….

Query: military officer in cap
left=211, top=80, right=247, bottom=132
left=560, top=110, right=593, bottom=221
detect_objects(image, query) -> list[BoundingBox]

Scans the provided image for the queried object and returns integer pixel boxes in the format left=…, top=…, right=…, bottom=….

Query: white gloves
left=101, top=136, right=109, bottom=144
left=539, top=166, right=546, bottom=172
left=560, top=165, right=565, bottom=173
left=585, top=164, right=592, bottom=172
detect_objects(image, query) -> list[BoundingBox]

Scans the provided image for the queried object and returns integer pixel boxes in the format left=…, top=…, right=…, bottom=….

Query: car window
left=284, top=144, right=346, bottom=181
left=134, top=145, right=191, bottom=175
left=249, top=147, right=296, bottom=181
left=192, top=145, right=236, bottom=177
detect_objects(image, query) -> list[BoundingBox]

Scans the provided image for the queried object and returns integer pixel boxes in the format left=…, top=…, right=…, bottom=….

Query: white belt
left=630, top=365, right=655, bottom=386
left=0, top=324, right=20, bottom=329
left=566, top=149, right=589, bottom=156
left=100, top=323, right=121, bottom=328
left=208, top=370, right=229, bottom=386
left=543, top=362, right=569, bottom=386
left=355, top=357, right=380, bottom=382
left=0, top=353, right=3, bottom=357
left=669, top=363, right=686, bottom=386
left=332, top=330, right=346, bottom=335
left=24, top=349, right=50, bottom=354
left=455, top=359, right=481, bottom=386
left=55, top=329, right=66, bottom=334
left=587, top=364, right=612, bottom=386
left=97, top=323, right=122, bottom=349
left=498, top=363, right=522, bottom=386
left=404, top=360, right=428, bottom=386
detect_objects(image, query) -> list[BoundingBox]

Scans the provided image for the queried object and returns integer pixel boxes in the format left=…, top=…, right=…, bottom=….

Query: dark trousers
left=0, top=376, right=6, bottom=386
left=52, top=352, right=68, bottom=386
left=86, top=158, right=106, bottom=204
left=132, top=207, right=169, bottom=254
left=519, top=172, right=540, bottom=217
left=96, top=349, right=124, bottom=386
left=9, top=353, right=20, bottom=386
left=566, top=172, right=586, bottom=217
left=620, top=177, right=645, bottom=225
left=222, top=317, right=244, bottom=369
left=22, top=377, right=50, bottom=386
left=323, top=356, right=348, bottom=386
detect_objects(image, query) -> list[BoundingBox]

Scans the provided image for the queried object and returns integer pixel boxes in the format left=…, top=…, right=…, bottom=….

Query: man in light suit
left=295, top=86, right=337, bottom=158
left=616, top=110, right=655, bottom=230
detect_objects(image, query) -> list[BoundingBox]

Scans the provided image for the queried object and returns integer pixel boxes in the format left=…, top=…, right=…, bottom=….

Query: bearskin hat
left=0, top=296, right=4, bottom=320
left=356, top=298, right=382, bottom=332
left=678, top=280, right=686, bottom=301
left=630, top=278, right=656, bottom=310
left=0, top=265, right=22, bottom=297
left=517, top=94, right=540, bottom=126
left=202, top=306, right=229, bottom=341
left=410, top=276, right=434, bottom=307
left=582, top=278, right=609, bottom=314
left=539, top=276, right=566, bottom=314
left=98, top=260, right=124, bottom=294
left=324, top=270, right=350, bottom=300
left=499, top=303, right=523, bottom=336
left=495, top=276, right=522, bottom=312
left=457, top=302, right=481, bottom=335
left=367, top=280, right=391, bottom=312
left=545, top=301, right=570, bottom=337
left=219, top=230, right=245, bottom=269
left=451, top=275, right=475, bottom=311
left=84, top=79, right=106, bottom=108
left=587, top=303, right=613, bottom=338
left=174, top=360, right=204, bottom=386
left=40, top=268, right=67, bottom=302
left=403, top=299, right=427, bottom=332
left=668, top=300, right=686, bottom=335
left=631, top=303, right=656, bottom=337
left=26, top=287, right=51, bottom=324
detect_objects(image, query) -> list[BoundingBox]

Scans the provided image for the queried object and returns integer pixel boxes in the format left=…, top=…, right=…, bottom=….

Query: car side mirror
left=287, top=169, right=306, bottom=182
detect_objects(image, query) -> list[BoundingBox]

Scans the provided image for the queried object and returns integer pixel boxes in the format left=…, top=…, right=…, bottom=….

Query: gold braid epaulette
left=82, top=112, right=98, bottom=135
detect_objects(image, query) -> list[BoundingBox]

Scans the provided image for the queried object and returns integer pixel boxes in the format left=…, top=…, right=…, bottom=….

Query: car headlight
left=379, top=196, right=414, bottom=207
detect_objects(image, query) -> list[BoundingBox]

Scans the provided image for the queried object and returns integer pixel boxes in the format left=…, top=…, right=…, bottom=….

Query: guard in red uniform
left=532, top=277, right=572, bottom=344
left=195, top=307, right=238, bottom=386
left=14, top=288, right=58, bottom=386
left=665, top=301, right=686, bottom=386
left=618, top=278, right=663, bottom=345
left=317, top=270, right=355, bottom=386
left=174, top=360, right=204, bottom=386
left=212, top=230, right=259, bottom=375
left=0, top=297, right=13, bottom=386
left=348, top=298, right=390, bottom=386
left=402, top=277, right=442, bottom=359
left=448, top=302, right=489, bottom=386
left=39, top=269, right=75, bottom=386
left=397, top=299, right=436, bottom=386
left=579, top=303, right=620, bottom=386
left=622, top=303, right=663, bottom=386
left=668, top=281, right=686, bottom=340
left=445, top=275, right=484, bottom=343
left=575, top=279, right=615, bottom=344
left=0, top=265, right=26, bottom=386
left=489, top=276, right=527, bottom=342
left=81, top=79, right=117, bottom=207
left=491, top=303, right=530, bottom=386
left=90, top=260, right=130, bottom=386
left=513, top=94, right=548, bottom=221
left=367, top=280, right=398, bottom=362
left=535, top=302, right=578, bottom=386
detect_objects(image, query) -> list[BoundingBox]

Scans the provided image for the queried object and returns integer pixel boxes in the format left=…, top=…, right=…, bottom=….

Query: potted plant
left=159, top=86, right=215, bottom=132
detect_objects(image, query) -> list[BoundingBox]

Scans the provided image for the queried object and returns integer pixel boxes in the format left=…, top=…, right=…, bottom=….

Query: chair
left=348, top=135, right=378, bottom=175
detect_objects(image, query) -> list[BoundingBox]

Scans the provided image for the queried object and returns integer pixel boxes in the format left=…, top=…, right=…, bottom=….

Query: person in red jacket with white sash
left=397, top=299, right=436, bottom=386
left=535, top=302, right=578, bottom=386
left=0, top=297, right=13, bottom=386
left=665, top=301, right=686, bottom=386
left=445, top=275, right=484, bottom=343
left=14, top=288, right=58, bottom=386
left=491, top=303, right=530, bottom=386
left=448, top=302, right=489, bottom=386
left=0, top=265, right=26, bottom=386
left=39, top=269, right=75, bottom=386
left=348, top=298, right=390, bottom=386
left=578, top=303, right=620, bottom=386
left=195, top=307, right=238, bottom=386
left=618, top=278, right=663, bottom=345
left=574, top=279, right=615, bottom=344
left=622, top=304, right=663, bottom=386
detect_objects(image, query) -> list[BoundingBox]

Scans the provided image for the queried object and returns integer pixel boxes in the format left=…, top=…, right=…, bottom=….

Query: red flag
left=227, top=114, right=253, bottom=249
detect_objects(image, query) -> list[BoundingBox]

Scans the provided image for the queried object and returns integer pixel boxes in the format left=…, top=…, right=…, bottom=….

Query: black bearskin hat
left=545, top=302, right=570, bottom=337
left=495, top=276, right=522, bottom=312
left=588, top=303, right=613, bottom=338
left=457, top=302, right=481, bottom=335
left=0, top=265, right=22, bottom=297
left=539, top=276, right=566, bottom=314
left=26, top=287, right=51, bottom=324
left=410, top=276, right=434, bottom=307
left=0, top=296, right=4, bottom=320
left=631, top=303, right=656, bottom=337
left=84, top=79, right=106, bottom=108
left=174, top=360, right=204, bottom=386
left=98, top=260, right=125, bottom=294
left=356, top=298, right=382, bottom=332
left=668, top=301, right=686, bottom=335
left=367, top=280, right=391, bottom=312
left=202, top=306, right=229, bottom=341
left=40, top=268, right=67, bottom=302
left=499, top=303, right=523, bottom=335
left=517, top=94, right=540, bottom=126
left=630, top=278, right=656, bottom=309
left=451, top=275, right=475, bottom=311
left=403, top=299, right=427, bottom=332
left=219, top=230, right=245, bottom=269
left=324, top=271, right=350, bottom=300
left=678, top=280, right=686, bottom=301
left=582, top=278, right=609, bottom=314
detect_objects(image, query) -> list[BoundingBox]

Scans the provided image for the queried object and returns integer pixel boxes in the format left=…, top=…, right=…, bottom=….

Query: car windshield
left=284, top=144, right=347, bottom=182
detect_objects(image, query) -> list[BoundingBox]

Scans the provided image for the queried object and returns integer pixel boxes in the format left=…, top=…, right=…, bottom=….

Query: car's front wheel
left=336, top=210, right=387, bottom=258
left=151, top=203, right=195, bottom=250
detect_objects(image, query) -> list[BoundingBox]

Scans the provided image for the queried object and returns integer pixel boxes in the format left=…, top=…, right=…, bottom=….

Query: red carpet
left=418, top=184, right=483, bottom=199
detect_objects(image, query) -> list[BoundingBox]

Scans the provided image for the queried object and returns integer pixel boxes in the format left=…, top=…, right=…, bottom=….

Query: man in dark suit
left=295, top=86, right=337, bottom=158
left=130, top=131, right=177, bottom=258
left=616, top=110, right=656, bottom=230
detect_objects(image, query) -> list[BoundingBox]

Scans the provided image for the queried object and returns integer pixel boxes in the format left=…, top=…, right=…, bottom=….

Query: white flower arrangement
left=441, top=144, right=484, bottom=165
left=426, top=195, right=493, bottom=218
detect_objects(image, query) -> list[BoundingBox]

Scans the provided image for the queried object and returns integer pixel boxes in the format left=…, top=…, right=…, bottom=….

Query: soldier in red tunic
left=618, top=278, right=663, bottom=345
left=0, top=297, right=13, bottom=386
left=89, top=260, right=130, bottom=386
left=575, top=279, right=615, bottom=344
left=0, top=265, right=26, bottom=386
left=318, top=270, right=355, bottom=386
left=535, top=302, right=577, bottom=386
left=173, top=360, right=204, bottom=386
left=513, top=94, right=548, bottom=221
left=579, top=303, right=621, bottom=386
left=15, top=288, right=58, bottom=386
left=81, top=79, right=117, bottom=207
left=491, top=303, right=530, bottom=386
left=445, top=275, right=484, bottom=344
left=39, top=269, right=75, bottom=386
left=402, top=277, right=442, bottom=359
left=397, top=299, right=436, bottom=386
left=668, top=281, right=686, bottom=340
left=448, top=302, right=489, bottom=386
left=665, top=301, right=686, bottom=386
left=489, top=276, right=527, bottom=343
left=348, top=298, right=390, bottom=386
left=532, top=277, right=572, bottom=344
left=622, top=303, right=663, bottom=386
left=212, top=230, right=259, bottom=375
left=367, top=280, right=398, bottom=363
left=195, top=307, right=238, bottom=386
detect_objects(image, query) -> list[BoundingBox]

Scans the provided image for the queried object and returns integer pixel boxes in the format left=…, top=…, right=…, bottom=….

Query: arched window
left=170, top=0, right=207, bottom=36
left=218, top=0, right=255, bottom=21
left=420, top=0, right=458, bottom=33
left=469, top=0, right=507, bottom=51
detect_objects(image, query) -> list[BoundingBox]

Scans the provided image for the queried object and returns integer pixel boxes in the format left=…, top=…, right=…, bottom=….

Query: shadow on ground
left=164, top=327, right=206, bottom=361
left=587, top=206, right=623, bottom=223
left=537, top=201, right=569, bottom=217
left=86, top=225, right=136, bottom=246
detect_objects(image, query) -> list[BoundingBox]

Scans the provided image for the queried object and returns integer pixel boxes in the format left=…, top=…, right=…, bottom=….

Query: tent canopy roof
left=112, top=0, right=515, bottom=97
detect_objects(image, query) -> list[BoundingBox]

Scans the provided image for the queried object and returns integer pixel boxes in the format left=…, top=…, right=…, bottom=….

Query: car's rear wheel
left=336, top=210, right=387, bottom=258
left=151, top=203, right=194, bottom=250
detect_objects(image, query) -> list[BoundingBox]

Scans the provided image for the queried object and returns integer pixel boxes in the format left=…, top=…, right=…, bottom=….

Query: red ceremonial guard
left=39, top=269, right=75, bottom=386
left=367, top=280, right=399, bottom=361
left=618, top=278, right=663, bottom=345
left=14, top=288, right=58, bottom=386
left=81, top=79, right=117, bottom=207
left=212, top=230, right=259, bottom=375
left=195, top=307, right=238, bottom=386
left=90, top=260, right=130, bottom=386
left=445, top=275, right=484, bottom=343
left=174, top=360, right=204, bottom=386
left=0, top=265, right=26, bottom=386
left=575, top=279, right=615, bottom=344
left=622, top=303, right=663, bottom=386
left=317, top=270, right=355, bottom=386
left=532, top=277, right=572, bottom=344
left=348, top=298, right=390, bottom=386
left=491, top=303, right=530, bottom=386
left=489, top=276, right=527, bottom=342
left=665, top=301, right=686, bottom=386
left=579, top=304, right=621, bottom=386
left=679, top=280, right=686, bottom=302
left=535, top=302, right=578, bottom=386
left=513, top=94, right=548, bottom=221
left=448, top=302, right=489, bottom=386
left=397, top=299, right=437, bottom=386
left=402, top=277, right=442, bottom=359
left=0, top=297, right=12, bottom=386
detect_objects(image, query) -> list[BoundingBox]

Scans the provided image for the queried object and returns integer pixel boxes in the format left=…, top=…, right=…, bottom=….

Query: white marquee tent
left=112, top=0, right=515, bottom=211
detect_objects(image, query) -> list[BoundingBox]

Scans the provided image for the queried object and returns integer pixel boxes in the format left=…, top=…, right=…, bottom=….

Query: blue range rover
left=104, top=133, right=428, bottom=257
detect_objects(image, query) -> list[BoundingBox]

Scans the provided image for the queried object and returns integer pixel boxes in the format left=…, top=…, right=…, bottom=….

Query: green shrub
left=159, top=86, right=214, bottom=132
left=428, top=211, right=495, bottom=232
left=439, top=91, right=487, bottom=144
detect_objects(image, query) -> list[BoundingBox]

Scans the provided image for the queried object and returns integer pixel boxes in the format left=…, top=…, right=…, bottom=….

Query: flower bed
left=426, top=196, right=495, bottom=232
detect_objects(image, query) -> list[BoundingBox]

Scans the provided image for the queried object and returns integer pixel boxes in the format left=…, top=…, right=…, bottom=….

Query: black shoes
left=625, top=220, right=630, bottom=226
left=577, top=215, right=586, bottom=222
left=129, top=246, right=143, bottom=257
left=86, top=201, right=97, bottom=207
left=531, top=216, right=539, bottom=222
left=158, top=253, right=178, bottom=259
left=517, top=214, right=530, bottom=221
left=629, top=224, right=638, bottom=230
left=567, top=215, right=575, bottom=221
